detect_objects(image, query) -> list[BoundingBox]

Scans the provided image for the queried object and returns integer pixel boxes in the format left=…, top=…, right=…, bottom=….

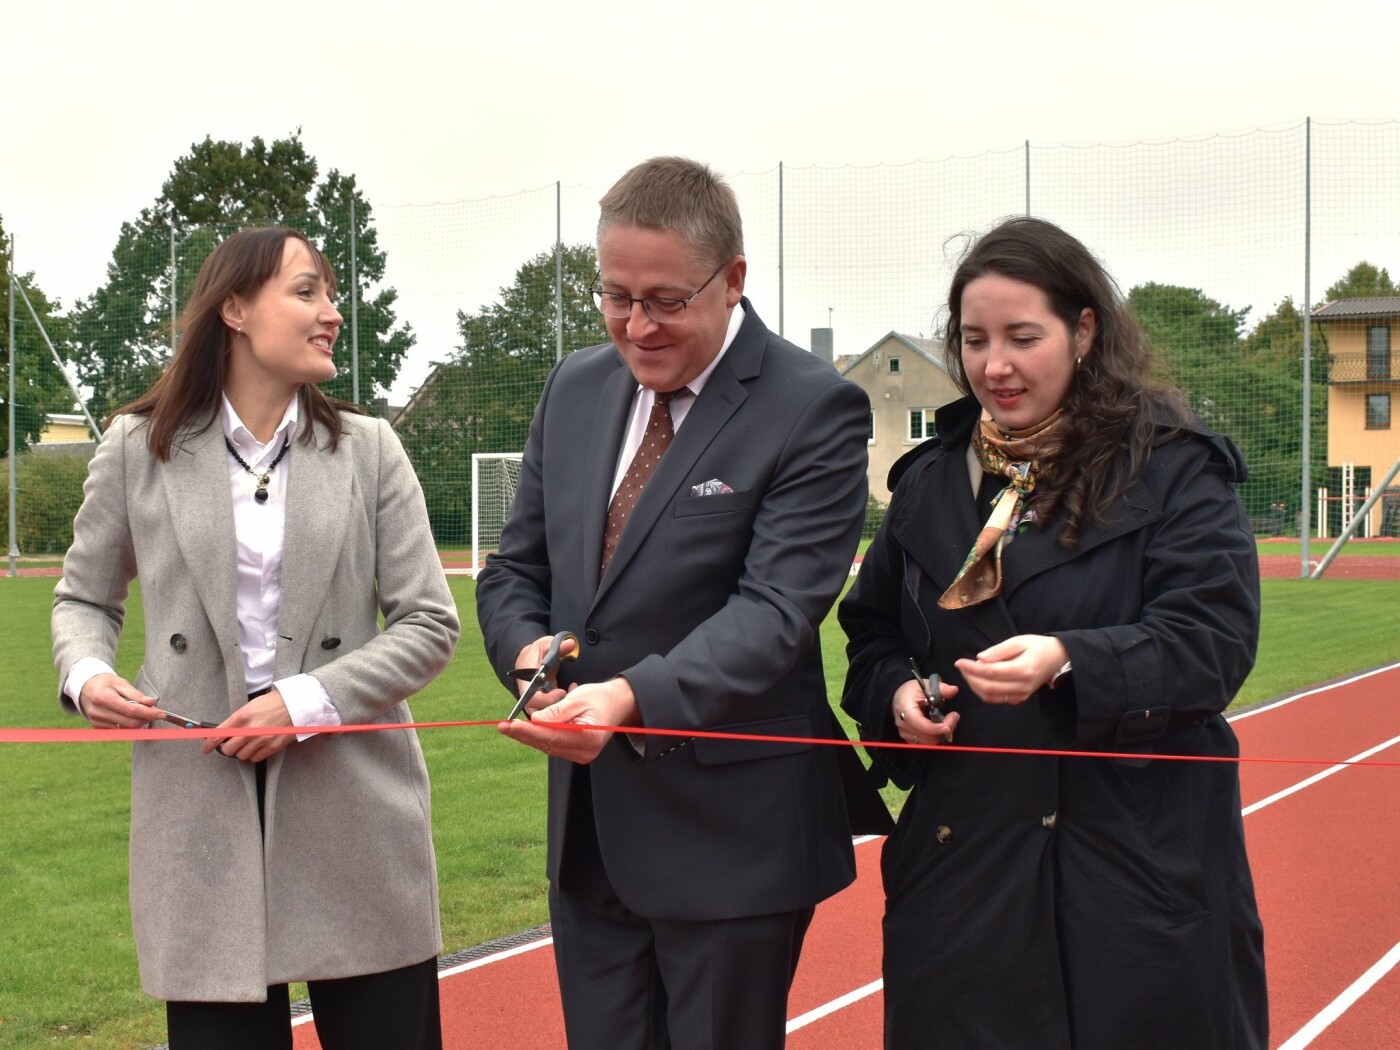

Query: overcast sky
left=3, top=0, right=1397, bottom=400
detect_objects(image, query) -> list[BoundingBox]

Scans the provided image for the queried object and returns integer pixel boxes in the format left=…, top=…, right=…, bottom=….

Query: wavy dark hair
left=109, top=226, right=360, bottom=459
left=941, top=216, right=1188, bottom=545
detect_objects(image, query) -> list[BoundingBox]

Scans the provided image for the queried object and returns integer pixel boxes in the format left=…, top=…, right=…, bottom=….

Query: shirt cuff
left=274, top=673, right=341, bottom=742
left=65, top=657, right=118, bottom=717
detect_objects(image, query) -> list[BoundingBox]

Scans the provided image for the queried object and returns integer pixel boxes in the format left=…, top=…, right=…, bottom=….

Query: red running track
left=291, top=663, right=1400, bottom=1049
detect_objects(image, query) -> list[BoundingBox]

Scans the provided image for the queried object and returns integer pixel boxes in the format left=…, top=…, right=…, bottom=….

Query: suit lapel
left=276, top=420, right=355, bottom=673
left=592, top=309, right=759, bottom=608
left=164, top=425, right=240, bottom=648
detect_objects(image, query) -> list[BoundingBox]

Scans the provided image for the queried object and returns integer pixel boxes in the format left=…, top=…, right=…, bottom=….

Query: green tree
left=1239, top=297, right=1331, bottom=526
left=395, top=243, right=607, bottom=543
left=1324, top=261, right=1398, bottom=302
left=310, top=171, right=414, bottom=408
left=70, top=132, right=410, bottom=418
left=1, top=215, right=78, bottom=456
left=1129, top=283, right=1302, bottom=518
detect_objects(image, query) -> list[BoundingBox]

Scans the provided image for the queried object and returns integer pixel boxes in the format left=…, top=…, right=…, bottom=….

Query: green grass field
left=2, top=565, right=1398, bottom=1049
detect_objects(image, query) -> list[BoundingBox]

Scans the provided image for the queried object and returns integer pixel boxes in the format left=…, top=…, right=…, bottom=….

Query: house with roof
left=840, top=332, right=963, bottom=503
left=1312, top=296, right=1400, bottom=535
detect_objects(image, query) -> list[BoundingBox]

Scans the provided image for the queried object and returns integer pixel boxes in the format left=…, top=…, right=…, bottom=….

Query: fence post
left=777, top=161, right=784, bottom=338
left=555, top=181, right=563, bottom=364
left=1299, top=116, right=1313, bottom=578
left=350, top=196, right=361, bottom=406
left=7, top=233, right=17, bottom=577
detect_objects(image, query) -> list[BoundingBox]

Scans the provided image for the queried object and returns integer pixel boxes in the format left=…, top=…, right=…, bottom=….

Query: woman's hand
left=890, top=678, right=959, bottom=745
left=955, top=634, right=1069, bottom=705
left=78, top=673, right=164, bottom=729
left=201, top=689, right=296, bottom=763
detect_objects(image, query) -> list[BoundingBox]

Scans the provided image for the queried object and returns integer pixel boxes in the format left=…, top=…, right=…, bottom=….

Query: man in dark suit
left=475, top=156, right=884, bottom=1050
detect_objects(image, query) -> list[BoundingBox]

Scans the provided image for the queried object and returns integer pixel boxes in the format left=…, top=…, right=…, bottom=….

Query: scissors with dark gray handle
left=508, top=631, right=580, bottom=721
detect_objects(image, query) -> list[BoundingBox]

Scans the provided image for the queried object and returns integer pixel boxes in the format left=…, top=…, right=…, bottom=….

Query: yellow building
left=37, top=413, right=96, bottom=444
left=840, top=332, right=963, bottom=504
left=1314, top=297, right=1400, bottom=536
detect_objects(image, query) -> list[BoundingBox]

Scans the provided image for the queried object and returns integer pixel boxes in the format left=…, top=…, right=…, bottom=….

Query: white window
left=889, top=356, right=901, bottom=375
left=908, top=408, right=933, bottom=441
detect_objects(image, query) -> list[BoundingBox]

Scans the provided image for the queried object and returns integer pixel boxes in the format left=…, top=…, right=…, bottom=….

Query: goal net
left=471, top=453, right=525, bottom=578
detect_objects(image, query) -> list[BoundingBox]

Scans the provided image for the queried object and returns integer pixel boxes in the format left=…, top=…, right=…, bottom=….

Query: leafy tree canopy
left=1129, top=282, right=1298, bottom=517
left=1, top=213, right=79, bottom=456
left=1324, top=261, right=1398, bottom=302
left=70, top=131, right=411, bottom=418
left=395, top=242, right=607, bottom=543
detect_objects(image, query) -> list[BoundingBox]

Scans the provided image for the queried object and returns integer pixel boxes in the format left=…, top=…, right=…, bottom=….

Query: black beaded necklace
left=224, top=436, right=290, bottom=504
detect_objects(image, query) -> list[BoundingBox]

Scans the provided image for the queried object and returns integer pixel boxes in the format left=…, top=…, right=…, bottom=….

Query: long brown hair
left=942, top=217, right=1189, bottom=545
left=110, top=226, right=360, bottom=459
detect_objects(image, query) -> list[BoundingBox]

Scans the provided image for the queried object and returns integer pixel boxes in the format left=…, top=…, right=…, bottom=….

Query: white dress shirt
left=66, top=396, right=340, bottom=737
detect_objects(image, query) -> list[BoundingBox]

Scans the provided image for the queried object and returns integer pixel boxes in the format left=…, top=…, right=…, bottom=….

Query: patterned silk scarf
left=938, top=409, right=1071, bottom=609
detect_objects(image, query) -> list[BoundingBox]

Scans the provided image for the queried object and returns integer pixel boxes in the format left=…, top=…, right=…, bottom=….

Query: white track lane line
left=1277, top=941, right=1400, bottom=1049
left=787, top=978, right=884, bottom=1033
left=1241, top=733, right=1400, bottom=817
left=1227, top=662, right=1400, bottom=723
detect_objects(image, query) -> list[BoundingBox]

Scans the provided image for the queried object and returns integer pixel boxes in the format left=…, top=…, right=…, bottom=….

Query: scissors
left=507, top=631, right=580, bottom=721
left=157, top=708, right=219, bottom=729
left=908, top=658, right=952, bottom=742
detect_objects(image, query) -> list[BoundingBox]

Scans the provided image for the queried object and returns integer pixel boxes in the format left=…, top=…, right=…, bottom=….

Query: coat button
left=1042, top=812, right=1058, bottom=829
left=169, top=634, right=187, bottom=653
left=584, top=629, right=599, bottom=645
left=935, top=825, right=952, bottom=844
left=321, top=636, right=341, bottom=650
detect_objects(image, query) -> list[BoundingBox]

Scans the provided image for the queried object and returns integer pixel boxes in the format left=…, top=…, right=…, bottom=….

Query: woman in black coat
left=839, top=217, right=1267, bottom=1049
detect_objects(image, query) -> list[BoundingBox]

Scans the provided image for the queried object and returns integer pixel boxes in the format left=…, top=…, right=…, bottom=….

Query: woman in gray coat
left=52, top=227, right=459, bottom=1049
left=840, top=217, right=1267, bottom=1048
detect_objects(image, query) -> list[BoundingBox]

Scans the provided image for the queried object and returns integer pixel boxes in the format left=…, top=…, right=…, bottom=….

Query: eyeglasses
left=589, top=262, right=728, bottom=324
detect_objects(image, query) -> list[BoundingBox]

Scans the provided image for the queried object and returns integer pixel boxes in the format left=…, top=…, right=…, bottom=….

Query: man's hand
left=510, top=634, right=580, bottom=716
left=499, top=677, right=639, bottom=765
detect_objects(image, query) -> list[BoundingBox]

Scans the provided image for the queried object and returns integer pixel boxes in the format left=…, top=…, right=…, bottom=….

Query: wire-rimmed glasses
left=589, top=261, right=728, bottom=324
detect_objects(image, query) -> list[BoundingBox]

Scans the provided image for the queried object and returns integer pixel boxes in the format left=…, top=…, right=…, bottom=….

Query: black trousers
left=550, top=770, right=813, bottom=1050
left=164, top=955, right=443, bottom=1050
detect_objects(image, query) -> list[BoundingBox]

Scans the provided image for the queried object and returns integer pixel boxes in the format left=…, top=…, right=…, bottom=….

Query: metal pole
left=555, top=181, right=564, bottom=364
left=350, top=196, right=361, bottom=406
left=170, top=223, right=178, bottom=357
left=8, top=234, right=17, bottom=576
left=14, top=279, right=100, bottom=439
left=1309, top=453, right=1400, bottom=578
left=777, top=162, right=784, bottom=338
left=1025, top=140, right=1031, bottom=215
left=1299, top=117, right=1313, bottom=577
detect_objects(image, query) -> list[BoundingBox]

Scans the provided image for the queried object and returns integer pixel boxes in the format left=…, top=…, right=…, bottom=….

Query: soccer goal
left=471, top=452, right=525, bottom=578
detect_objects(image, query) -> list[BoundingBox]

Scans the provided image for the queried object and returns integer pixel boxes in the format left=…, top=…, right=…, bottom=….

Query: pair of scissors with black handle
left=508, top=631, right=580, bottom=721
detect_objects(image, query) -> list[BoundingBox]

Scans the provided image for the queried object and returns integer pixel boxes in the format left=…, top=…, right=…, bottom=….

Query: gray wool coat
left=52, top=410, right=460, bottom=1002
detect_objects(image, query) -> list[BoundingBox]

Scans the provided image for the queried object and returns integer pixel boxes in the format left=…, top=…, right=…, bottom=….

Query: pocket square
left=691, top=478, right=735, bottom=497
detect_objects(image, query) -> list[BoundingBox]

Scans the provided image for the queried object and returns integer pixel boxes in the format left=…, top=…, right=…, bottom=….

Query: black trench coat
left=840, top=397, right=1267, bottom=1050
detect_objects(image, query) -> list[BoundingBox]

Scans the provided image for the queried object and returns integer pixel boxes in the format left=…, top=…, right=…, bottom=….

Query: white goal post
left=471, top=453, right=525, bottom=578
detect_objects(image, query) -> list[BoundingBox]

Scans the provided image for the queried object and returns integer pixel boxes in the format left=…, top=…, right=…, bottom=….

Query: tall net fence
left=6, top=119, right=1400, bottom=564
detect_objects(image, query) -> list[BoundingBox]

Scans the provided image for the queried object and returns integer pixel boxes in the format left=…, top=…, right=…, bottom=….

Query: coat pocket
left=673, top=489, right=755, bottom=517
left=692, top=713, right=815, bottom=765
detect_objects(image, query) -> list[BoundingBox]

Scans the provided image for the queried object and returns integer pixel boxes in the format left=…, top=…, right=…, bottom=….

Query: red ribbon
left=2, top=718, right=1399, bottom=769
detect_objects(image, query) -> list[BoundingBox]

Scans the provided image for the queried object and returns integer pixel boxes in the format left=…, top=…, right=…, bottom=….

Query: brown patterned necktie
left=601, top=391, right=677, bottom=574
